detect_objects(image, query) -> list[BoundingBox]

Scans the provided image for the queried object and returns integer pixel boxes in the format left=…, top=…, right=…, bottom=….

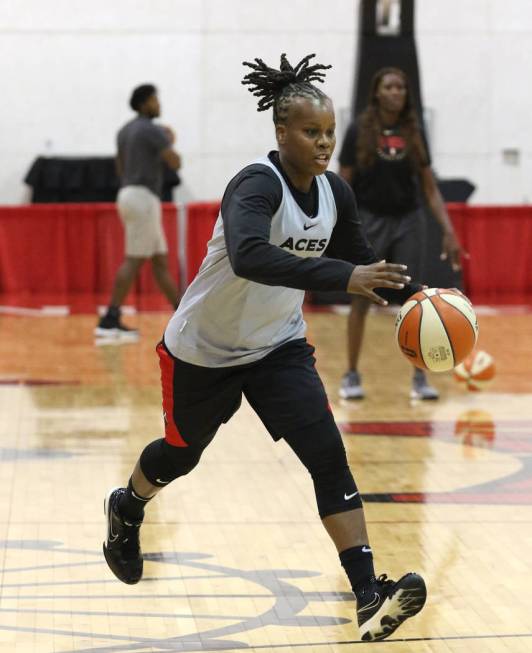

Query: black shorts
left=359, top=207, right=426, bottom=281
left=156, top=338, right=332, bottom=446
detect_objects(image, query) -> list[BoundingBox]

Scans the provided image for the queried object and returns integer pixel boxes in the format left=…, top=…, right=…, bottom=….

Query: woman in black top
left=338, top=67, right=465, bottom=401
left=103, top=54, right=427, bottom=642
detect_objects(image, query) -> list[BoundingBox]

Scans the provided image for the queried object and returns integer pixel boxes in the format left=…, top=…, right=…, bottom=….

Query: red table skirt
left=0, top=202, right=531, bottom=310
left=185, top=202, right=220, bottom=284
left=449, top=204, right=532, bottom=305
left=0, top=203, right=178, bottom=311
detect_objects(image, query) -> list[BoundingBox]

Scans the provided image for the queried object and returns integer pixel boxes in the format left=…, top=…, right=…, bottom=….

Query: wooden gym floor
left=0, top=306, right=531, bottom=652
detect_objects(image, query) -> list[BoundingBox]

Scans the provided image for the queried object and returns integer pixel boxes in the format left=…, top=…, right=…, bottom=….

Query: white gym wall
left=1, top=0, right=531, bottom=204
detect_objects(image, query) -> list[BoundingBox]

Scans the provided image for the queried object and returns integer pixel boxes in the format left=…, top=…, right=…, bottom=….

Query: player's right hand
left=347, top=260, right=411, bottom=305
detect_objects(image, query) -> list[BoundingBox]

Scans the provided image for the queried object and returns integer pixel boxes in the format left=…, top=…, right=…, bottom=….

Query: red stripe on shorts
left=156, top=342, right=188, bottom=447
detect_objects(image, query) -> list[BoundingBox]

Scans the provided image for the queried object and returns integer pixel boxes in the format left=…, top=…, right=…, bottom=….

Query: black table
left=24, top=156, right=180, bottom=203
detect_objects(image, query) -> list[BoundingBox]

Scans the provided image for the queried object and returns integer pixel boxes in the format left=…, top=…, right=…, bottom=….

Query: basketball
left=395, top=288, right=478, bottom=372
left=453, top=350, right=495, bottom=391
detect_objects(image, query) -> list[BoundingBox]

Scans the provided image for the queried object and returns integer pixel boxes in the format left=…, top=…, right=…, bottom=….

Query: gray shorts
left=359, top=207, right=426, bottom=281
left=117, top=186, right=168, bottom=257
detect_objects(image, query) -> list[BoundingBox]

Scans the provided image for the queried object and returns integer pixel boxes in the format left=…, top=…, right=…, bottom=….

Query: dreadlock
left=242, top=53, right=332, bottom=124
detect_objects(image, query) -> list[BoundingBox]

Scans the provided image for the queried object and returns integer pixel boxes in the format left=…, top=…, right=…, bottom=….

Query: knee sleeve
left=139, top=438, right=208, bottom=487
left=310, top=442, right=362, bottom=518
left=285, top=413, right=363, bottom=518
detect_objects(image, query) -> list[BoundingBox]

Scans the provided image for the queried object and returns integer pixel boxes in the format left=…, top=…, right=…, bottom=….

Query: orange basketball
left=395, top=288, right=478, bottom=372
left=454, top=350, right=495, bottom=391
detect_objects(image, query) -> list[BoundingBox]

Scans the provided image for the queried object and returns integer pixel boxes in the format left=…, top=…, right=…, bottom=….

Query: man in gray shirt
left=95, top=84, right=182, bottom=340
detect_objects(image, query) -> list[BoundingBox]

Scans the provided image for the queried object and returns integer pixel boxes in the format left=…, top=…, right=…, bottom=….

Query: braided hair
left=242, top=53, right=332, bottom=124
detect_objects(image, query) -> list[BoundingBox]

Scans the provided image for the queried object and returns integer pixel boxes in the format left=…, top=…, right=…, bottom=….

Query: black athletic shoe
left=357, top=572, right=427, bottom=642
left=94, top=310, right=139, bottom=341
left=103, top=487, right=143, bottom=584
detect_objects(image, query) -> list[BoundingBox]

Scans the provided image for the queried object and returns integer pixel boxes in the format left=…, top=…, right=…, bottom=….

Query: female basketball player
left=103, top=54, right=427, bottom=642
left=338, top=67, right=466, bottom=401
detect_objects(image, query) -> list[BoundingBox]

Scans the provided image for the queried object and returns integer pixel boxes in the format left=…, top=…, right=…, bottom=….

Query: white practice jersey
left=165, top=156, right=338, bottom=367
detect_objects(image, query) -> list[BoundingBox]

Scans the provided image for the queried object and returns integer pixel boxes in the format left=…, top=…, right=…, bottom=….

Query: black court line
left=26, top=631, right=532, bottom=653
left=0, top=592, right=348, bottom=600
left=187, top=632, right=532, bottom=650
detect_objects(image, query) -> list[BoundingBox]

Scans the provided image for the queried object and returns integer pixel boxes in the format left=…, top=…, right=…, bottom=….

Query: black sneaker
left=103, top=487, right=143, bottom=584
left=94, top=309, right=139, bottom=341
left=357, top=572, right=427, bottom=642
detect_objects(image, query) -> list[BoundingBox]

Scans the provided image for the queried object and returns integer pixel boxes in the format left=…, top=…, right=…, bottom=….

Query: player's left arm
left=419, top=166, right=468, bottom=271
